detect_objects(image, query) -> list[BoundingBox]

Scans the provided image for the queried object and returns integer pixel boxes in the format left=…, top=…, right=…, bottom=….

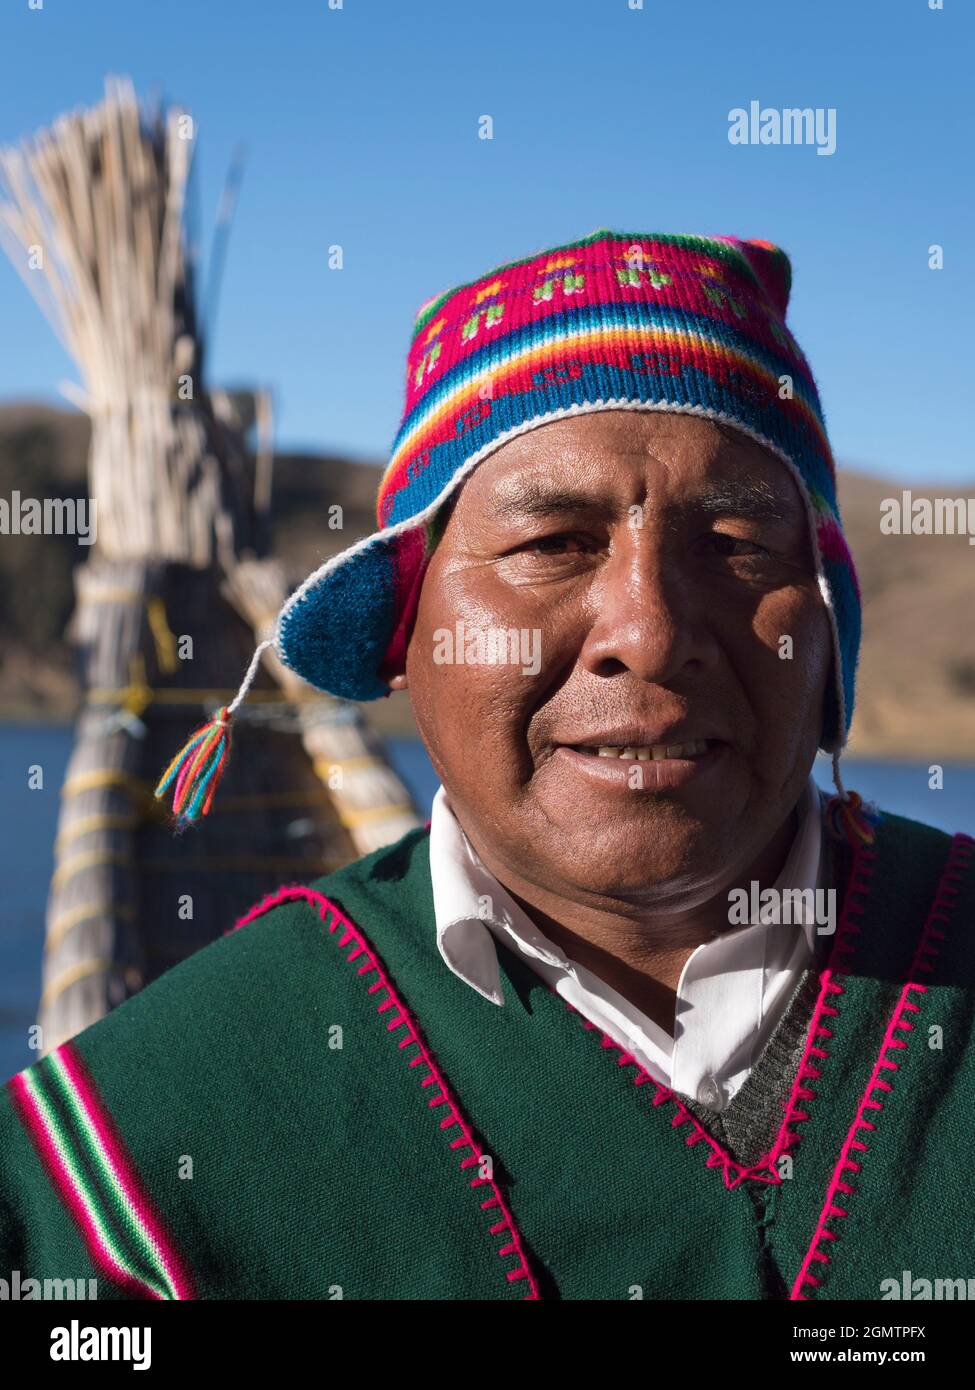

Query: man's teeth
left=590, top=740, right=710, bottom=760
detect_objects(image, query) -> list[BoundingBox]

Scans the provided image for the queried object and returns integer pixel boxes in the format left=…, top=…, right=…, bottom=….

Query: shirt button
left=696, top=1076, right=726, bottom=1110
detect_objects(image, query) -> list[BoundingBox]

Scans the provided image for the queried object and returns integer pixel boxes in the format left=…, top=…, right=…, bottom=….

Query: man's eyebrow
left=688, top=479, right=798, bottom=523
left=491, top=484, right=607, bottom=521
left=489, top=477, right=798, bottom=523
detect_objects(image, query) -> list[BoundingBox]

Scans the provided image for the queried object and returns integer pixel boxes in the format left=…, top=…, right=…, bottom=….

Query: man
left=2, top=230, right=972, bottom=1300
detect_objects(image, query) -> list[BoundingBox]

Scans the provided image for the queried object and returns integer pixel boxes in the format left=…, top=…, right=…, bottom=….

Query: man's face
left=403, top=410, right=832, bottom=912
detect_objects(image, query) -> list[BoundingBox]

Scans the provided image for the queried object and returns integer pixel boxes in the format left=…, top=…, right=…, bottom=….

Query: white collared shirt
left=430, top=778, right=825, bottom=1111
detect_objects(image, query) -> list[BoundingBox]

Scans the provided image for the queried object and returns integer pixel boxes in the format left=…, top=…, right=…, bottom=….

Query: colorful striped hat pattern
left=276, top=228, right=860, bottom=753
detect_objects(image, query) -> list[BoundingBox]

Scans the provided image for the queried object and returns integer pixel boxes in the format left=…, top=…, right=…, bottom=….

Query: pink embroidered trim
left=231, top=884, right=542, bottom=1300
left=791, top=832, right=975, bottom=1300
left=567, top=840, right=878, bottom=1192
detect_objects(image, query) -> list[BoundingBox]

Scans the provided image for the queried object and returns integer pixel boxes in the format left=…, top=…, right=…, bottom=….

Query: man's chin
left=530, top=820, right=732, bottom=905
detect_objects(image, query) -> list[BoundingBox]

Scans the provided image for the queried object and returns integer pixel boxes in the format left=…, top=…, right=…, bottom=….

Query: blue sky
left=0, top=0, right=971, bottom=481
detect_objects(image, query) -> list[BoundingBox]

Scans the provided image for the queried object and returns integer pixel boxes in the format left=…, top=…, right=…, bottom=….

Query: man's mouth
left=567, top=739, right=712, bottom=762
left=551, top=733, right=729, bottom=791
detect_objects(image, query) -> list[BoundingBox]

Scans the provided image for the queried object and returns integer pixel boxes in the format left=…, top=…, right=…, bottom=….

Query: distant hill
left=834, top=470, right=975, bottom=757
left=1, top=401, right=972, bottom=758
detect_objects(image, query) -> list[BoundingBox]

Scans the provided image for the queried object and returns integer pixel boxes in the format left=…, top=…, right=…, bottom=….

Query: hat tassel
left=154, top=640, right=273, bottom=827
left=824, top=749, right=878, bottom=847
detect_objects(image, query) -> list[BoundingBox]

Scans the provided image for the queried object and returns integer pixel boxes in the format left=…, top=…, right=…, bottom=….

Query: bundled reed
left=0, top=79, right=419, bottom=1053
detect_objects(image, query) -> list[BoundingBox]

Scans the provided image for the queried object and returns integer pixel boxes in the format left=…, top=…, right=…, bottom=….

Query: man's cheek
left=782, top=601, right=832, bottom=691
left=755, top=594, right=823, bottom=673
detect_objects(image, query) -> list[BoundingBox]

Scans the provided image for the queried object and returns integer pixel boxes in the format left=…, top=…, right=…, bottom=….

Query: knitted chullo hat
left=157, top=229, right=865, bottom=828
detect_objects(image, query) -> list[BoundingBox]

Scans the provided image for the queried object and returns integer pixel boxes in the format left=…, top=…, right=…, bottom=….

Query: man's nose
left=578, top=531, right=716, bottom=684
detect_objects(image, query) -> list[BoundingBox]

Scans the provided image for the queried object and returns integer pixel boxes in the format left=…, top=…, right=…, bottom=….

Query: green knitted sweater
left=1, top=809, right=972, bottom=1301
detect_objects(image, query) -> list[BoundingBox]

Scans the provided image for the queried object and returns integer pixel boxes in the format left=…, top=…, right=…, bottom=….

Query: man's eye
left=521, top=533, right=592, bottom=555
left=706, top=532, right=769, bottom=559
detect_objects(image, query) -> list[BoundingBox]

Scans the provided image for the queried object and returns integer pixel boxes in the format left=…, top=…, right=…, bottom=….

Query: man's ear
left=378, top=644, right=409, bottom=695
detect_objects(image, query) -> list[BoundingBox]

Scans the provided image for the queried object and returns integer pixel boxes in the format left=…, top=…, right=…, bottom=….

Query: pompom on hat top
left=158, top=229, right=863, bottom=824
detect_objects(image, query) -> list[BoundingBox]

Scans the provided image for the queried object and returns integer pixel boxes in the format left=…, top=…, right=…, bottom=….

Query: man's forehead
left=476, top=416, right=803, bottom=520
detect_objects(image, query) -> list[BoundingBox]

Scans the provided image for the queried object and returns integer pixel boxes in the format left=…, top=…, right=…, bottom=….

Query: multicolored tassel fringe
left=825, top=788, right=878, bottom=847
left=154, top=639, right=273, bottom=829
left=154, top=706, right=233, bottom=826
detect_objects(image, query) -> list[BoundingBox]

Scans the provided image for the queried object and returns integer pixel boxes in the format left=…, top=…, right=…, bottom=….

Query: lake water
left=1, top=722, right=972, bottom=1081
